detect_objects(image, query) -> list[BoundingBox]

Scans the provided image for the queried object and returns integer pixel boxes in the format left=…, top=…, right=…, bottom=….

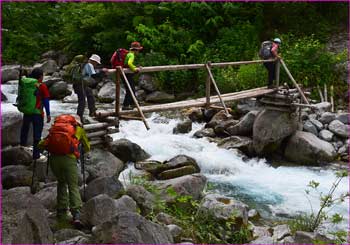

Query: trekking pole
left=30, top=159, right=37, bottom=194
left=80, top=147, right=86, bottom=201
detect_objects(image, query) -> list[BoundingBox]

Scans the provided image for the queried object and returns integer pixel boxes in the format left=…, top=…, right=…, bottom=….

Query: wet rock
left=253, top=109, right=298, bottom=155
left=319, top=129, right=334, bottom=142
left=126, top=185, right=156, bottom=216
left=139, top=74, right=157, bottom=92
left=108, top=138, right=150, bottom=162
left=303, top=120, right=318, bottom=136
left=157, top=165, right=198, bottom=180
left=2, top=165, right=33, bottom=189
left=173, top=120, right=192, bottom=134
left=97, top=82, right=116, bottom=103
left=193, top=128, right=216, bottom=138
left=81, top=194, right=136, bottom=227
left=49, top=81, right=69, bottom=100
left=285, top=131, right=337, bottom=164
left=34, top=186, right=57, bottom=211
left=280, top=236, right=295, bottom=243
left=328, top=120, right=349, bottom=138
left=272, top=224, right=291, bottom=241
left=226, top=110, right=258, bottom=136
left=206, top=110, right=232, bottom=129
left=1, top=145, right=33, bottom=166
left=2, top=65, right=20, bottom=83
left=165, top=155, right=200, bottom=171
left=336, top=113, right=349, bottom=124
left=203, top=108, right=219, bottom=122
left=319, top=112, right=336, bottom=124
left=214, top=118, right=239, bottom=136
left=186, top=107, right=204, bottom=122
left=146, top=91, right=175, bottom=103
left=85, top=176, right=124, bottom=201
left=218, top=136, right=253, bottom=155
left=2, top=187, right=53, bottom=244
left=92, top=211, right=173, bottom=244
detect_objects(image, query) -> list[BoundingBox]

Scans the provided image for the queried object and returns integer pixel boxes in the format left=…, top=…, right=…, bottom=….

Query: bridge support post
left=275, top=59, right=280, bottom=87
left=205, top=72, right=211, bottom=108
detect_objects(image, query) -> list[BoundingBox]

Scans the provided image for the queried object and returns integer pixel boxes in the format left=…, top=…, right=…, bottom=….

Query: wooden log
left=90, top=139, right=104, bottom=146
left=317, top=85, right=324, bottom=102
left=280, top=59, right=309, bottom=104
left=84, top=122, right=109, bottom=131
left=119, top=68, right=150, bottom=130
left=291, top=103, right=318, bottom=108
left=205, top=63, right=229, bottom=116
left=324, top=83, right=328, bottom=102
left=107, top=127, right=119, bottom=134
left=87, top=130, right=107, bottom=138
left=120, top=115, right=144, bottom=120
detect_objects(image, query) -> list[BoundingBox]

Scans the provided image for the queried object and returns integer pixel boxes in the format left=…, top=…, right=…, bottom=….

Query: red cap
left=131, top=41, right=143, bottom=50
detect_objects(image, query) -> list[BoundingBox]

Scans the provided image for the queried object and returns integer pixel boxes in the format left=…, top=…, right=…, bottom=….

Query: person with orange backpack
left=39, top=114, right=90, bottom=227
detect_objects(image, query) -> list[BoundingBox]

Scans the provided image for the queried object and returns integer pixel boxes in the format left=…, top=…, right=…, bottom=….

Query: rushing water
left=2, top=82, right=349, bottom=232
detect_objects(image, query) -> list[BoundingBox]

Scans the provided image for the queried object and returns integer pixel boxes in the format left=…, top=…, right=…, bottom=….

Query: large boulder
left=253, top=109, right=298, bottom=155
left=173, top=120, right=192, bottom=134
left=81, top=194, right=136, bottom=227
left=218, top=136, right=254, bottom=156
left=206, top=110, right=232, bottom=129
left=33, top=59, right=58, bottom=74
left=139, top=74, right=157, bottom=92
left=85, top=176, right=124, bottom=201
left=214, top=118, right=239, bottom=136
left=336, top=113, right=349, bottom=124
left=226, top=111, right=258, bottom=136
left=303, top=120, right=318, bottom=136
left=49, top=81, right=69, bottom=100
left=236, top=98, right=261, bottom=114
left=97, top=82, right=116, bottom=103
left=328, top=120, right=349, bottom=138
left=86, top=148, right=125, bottom=182
left=193, top=127, right=216, bottom=138
left=2, top=165, right=33, bottom=189
left=2, top=65, right=20, bottom=83
left=2, top=187, right=54, bottom=244
left=43, top=76, right=62, bottom=88
left=54, top=229, right=91, bottom=244
left=108, top=138, right=150, bottom=162
left=126, top=185, right=156, bottom=216
left=319, top=112, right=336, bottom=124
left=2, top=110, right=31, bottom=147
left=146, top=91, right=175, bottom=103
left=34, top=186, right=57, bottom=211
left=284, top=131, right=337, bottom=164
left=92, top=211, right=173, bottom=244
left=1, top=145, right=33, bottom=166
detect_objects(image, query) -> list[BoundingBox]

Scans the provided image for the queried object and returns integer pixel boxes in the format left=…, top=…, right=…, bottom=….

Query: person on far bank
left=123, top=41, right=143, bottom=110
left=262, top=38, right=281, bottom=88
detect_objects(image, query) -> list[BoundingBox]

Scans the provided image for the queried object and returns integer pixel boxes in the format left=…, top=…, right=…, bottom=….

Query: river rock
left=167, top=224, right=182, bottom=242
left=206, top=110, right=232, bottom=129
left=236, top=98, right=261, bottom=114
left=253, top=109, right=298, bottom=155
left=319, top=129, right=334, bottom=142
left=319, top=112, right=336, bottom=124
left=2, top=187, right=53, bottom=244
left=33, top=59, right=58, bottom=74
left=2, top=65, right=20, bottom=83
left=165, top=155, right=200, bottom=171
left=34, top=186, right=57, bottom=211
left=156, top=212, right=175, bottom=225
left=173, top=120, right=192, bottom=134
left=81, top=194, right=136, bottom=227
left=248, top=209, right=260, bottom=221
left=309, top=118, right=323, bottom=131
left=193, top=127, right=216, bottom=138
left=294, top=231, right=332, bottom=244
left=63, top=93, right=78, bottom=103
left=155, top=174, right=206, bottom=201
left=284, top=131, right=337, bottom=164
left=303, top=120, right=318, bottom=136
left=314, top=102, right=331, bottom=114
left=43, top=76, right=62, bottom=88
left=226, top=110, right=258, bottom=136
left=49, top=81, right=69, bottom=100
left=146, top=91, right=175, bottom=103
left=85, top=176, right=124, bottom=201
left=139, top=74, right=157, bottom=92
left=97, top=82, right=115, bottom=103
left=218, top=136, right=253, bottom=155
left=2, top=110, right=32, bottom=146
left=199, top=194, right=248, bottom=229
left=2, top=165, right=33, bottom=189
left=136, top=89, right=147, bottom=101
left=203, top=108, right=219, bottom=122
left=1, top=145, right=33, bottom=166
left=126, top=185, right=156, bottom=216
left=108, top=138, right=150, bottom=162
left=272, top=224, right=291, bottom=241
left=252, top=226, right=271, bottom=239
left=92, top=211, right=173, bottom=244
left=214, top=118, right=239, bottom=136
left=86, top=148, right=125, bottom=182
left=338, top=144, right=349, bottom=155
left=335, top=113, right=349, bottom=124
left=54, top=229, right=91, bottom=243
left=328, top=120, right=349, bottom=138
left=185, top=107, right=204, bottom=122
left=157, top=165, right=199, bottom=180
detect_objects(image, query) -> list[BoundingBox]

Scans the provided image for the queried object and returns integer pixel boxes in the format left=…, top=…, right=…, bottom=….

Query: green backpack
left=17, top=77, right=41, bottom=114
left=64, top=55, right=86, bottom=84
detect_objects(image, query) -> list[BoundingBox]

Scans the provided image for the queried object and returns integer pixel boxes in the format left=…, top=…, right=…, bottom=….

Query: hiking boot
left=71, top=211, right=83, bottom=229
left=89, top=110, right=96, bottom=117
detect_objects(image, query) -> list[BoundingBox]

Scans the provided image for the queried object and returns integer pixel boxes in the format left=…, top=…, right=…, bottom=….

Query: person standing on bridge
left=260, top=38, right=281, bottom=88
left=122, top=41, right=143, bottom=110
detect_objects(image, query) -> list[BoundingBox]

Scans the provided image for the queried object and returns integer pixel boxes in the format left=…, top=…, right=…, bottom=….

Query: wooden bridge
left=95, top=58, right=308, bottom=131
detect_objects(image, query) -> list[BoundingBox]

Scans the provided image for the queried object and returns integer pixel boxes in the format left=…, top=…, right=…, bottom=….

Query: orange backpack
left=45, top=115, right=81, bottom=158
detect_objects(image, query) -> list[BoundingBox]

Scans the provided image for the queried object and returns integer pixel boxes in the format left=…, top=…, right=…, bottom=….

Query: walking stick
left=30, top=159, right=37, bottom=194
left=80, top=146, right=86, bottom=201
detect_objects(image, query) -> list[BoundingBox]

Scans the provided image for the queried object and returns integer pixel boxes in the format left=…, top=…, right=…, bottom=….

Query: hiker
left=39, top=114, right=90, bottom=227
left=261, top=38, right=281, bottom=88
left=19, top=68, right=51, bottom=160
left=73, top=54, right=105, bottom=121
left=122, top=41, right=143, bottom=110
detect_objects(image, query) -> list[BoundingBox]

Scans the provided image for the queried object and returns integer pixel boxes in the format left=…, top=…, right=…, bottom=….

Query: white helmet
left=89, top=54, right=101, bottom=64
left=273, top=38, right=281, bottom=44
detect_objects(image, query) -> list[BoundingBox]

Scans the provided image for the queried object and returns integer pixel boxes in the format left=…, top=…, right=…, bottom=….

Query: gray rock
left=319, top=112, right=336, bottom=124
left=206, top=110, right=232, bottom=129
left=2, top=65, right=20, bottom=83
left=43, top=76, right=62, bottom=88
left=34, top=186, right=57, bottom=211
left=2, top=187, right=53, bottom=244
left=49, top=81, right=69, bottom=100
left=108, top=138, right=150, bottom=162
left=193, top=128, right=216, bottom=138
left=63, top=93, right=78, bottom=103
left=303, top=120, right=318, bottom=136
left=314, top=102, right=331, bottom=114
left=218, top=136, right=253, bottom=155
left=199, top=194, right=248, bottom=228
left=328, top=120, right=349, bottom=138
left=57, top=236, right=91, bottom=244
left=226, top=110, right=258, bottom=136
left=273, top=224, right=291, bottom=241
left=173, top=120, right=192, bottom=134
left=338, top=144, right=349, bottom=155
left=97, top=82, right=115, bottom=103
left=54, top=229, right=90, bottom=243
left=135, top=89, right=147, bottom=101
left=214, top=118, right=239, bottom=136
left=252, top=225, right=271, bottom=239
left=1, top=145, right=33, bottom=166
left=33, top=59, right=58, bottom=74
left=81, top=194, right=136, bottom=227
left=2, top=91, right=8, bottom=101
left=336, top=113, right=349, bottom=124
left=308, top=113, right=318, bottom=120
left=139, top=74, right=157, bottom=92
left=2, top=110, right=31, bottom=147
left=86, top=148, right=125, bottom=182
left=157, top=165, right=199, bottom=180
left=250, top=236, right=274, bottom=244
left=309, top=118, right=323, bottom=131
left=165, top=155, right=200, bottom=171
left=300, top=111, right=309, bottom=121
left=285, top=131, right=337, bottom=164
left=253, top=109, right=298, bottom=155
left=146, top=91, right=175, bottom=103
left=294, top=231, right=332, bottom=244
left=126, top=185, right=156, bottom=216
left=236, top=98, right=261, bottom=114
left=2, top=165, right=33, bottom=189
left=167, top=224, right=182, bottom=242
left=319, top=129, right=334, bottom=142
left=186, top=107, right=204, bottom=122
left=156, top=212, right=175, bottom=225
left=85, top=176, right=124, bottom=201
left=92, top=211, right=173, bottom=243
left=248, top=209, right=260, bottom=221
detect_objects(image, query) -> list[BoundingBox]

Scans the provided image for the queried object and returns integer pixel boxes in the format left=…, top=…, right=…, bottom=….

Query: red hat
left=130, top=41, right=143, bottom=50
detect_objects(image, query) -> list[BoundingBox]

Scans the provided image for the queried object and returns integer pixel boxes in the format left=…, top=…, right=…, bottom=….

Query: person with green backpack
left=18, top=68, right=51, bottom=160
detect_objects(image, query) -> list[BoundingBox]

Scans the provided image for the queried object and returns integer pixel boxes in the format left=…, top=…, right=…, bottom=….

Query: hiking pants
left=49, top=155, right=82, bottom=213
left=264, top=62, right=276, bottom=87
left=73, top=83, right=95, bottom=120
left=123, top=73, right=136, bottom=107
left=20, top=114, right=44, bottom=160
